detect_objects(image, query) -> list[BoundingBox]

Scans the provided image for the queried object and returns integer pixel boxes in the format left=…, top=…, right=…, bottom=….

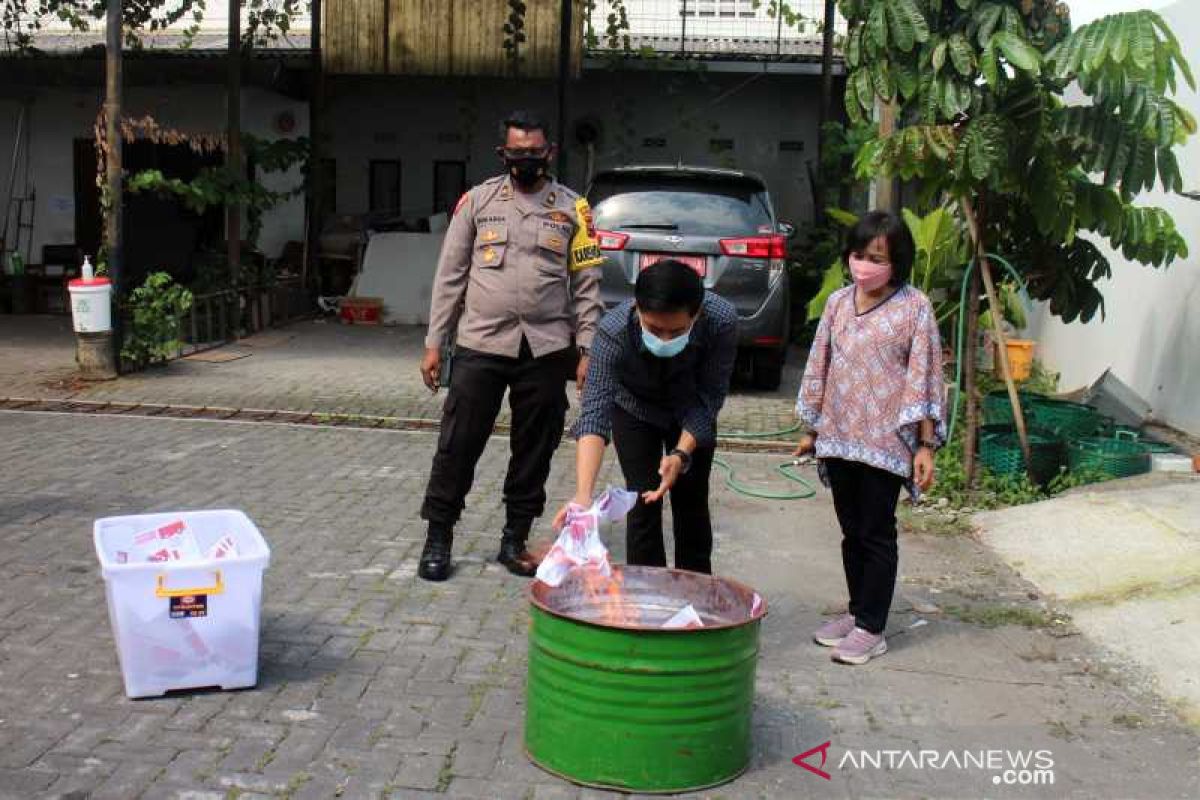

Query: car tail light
left=719, top=235, right=786, bottom=259
left=596, top=230, right=629, bottom=251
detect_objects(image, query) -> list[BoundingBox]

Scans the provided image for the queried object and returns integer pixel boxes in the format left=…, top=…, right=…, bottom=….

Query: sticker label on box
left=169, top=594, right=208, bottom=619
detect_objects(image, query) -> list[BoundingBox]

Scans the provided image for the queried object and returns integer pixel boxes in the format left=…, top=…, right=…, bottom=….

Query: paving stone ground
left=0, top=315, right=802, bottom=436
left=1, top=410, right=1197, bottom=799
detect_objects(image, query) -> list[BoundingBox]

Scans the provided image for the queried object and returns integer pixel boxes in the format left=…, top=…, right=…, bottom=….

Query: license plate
left=639, top=253, right=707, bottom=276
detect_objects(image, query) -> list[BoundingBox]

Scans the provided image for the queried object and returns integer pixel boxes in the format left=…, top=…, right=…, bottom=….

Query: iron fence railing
left=182, top=277, right=310, bottom=355
left=120, top=276, right=311, bottom=367
left=586, top=0, right=845, bottom=58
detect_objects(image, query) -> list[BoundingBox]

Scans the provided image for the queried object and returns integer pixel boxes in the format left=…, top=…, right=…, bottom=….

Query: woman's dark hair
left=843, top=210, right=915, bottom=286
left=635, top=260, right=705, bottom=315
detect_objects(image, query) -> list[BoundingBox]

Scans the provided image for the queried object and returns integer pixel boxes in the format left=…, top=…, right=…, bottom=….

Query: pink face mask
left=848, top=256, right=893, bottom=292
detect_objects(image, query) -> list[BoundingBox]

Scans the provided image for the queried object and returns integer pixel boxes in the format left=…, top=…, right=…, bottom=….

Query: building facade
left=2, top=2, right=841, bottom=281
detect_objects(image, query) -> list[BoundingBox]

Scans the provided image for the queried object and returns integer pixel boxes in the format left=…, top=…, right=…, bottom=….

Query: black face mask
left=506, top=157, right=548, bottom=189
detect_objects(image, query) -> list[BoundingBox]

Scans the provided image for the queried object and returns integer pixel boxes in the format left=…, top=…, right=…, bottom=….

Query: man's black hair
left=500, top=110, right=551, bottom=142
left=635, top=260, right=704, bottom=316
left=843, top=210, right=915, bottom=286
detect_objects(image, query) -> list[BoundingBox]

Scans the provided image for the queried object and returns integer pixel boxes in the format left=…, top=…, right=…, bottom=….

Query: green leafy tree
left=3, top=0, right=308, bottom=51
left=839, top=0, right=1194, bottom=479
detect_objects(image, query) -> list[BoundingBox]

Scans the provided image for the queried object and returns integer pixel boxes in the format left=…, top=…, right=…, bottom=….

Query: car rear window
left=589, top=174, right=772, bottom=237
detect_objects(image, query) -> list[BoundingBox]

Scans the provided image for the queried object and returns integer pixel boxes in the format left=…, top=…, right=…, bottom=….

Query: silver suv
left=586, top=166, right=792, bottom=390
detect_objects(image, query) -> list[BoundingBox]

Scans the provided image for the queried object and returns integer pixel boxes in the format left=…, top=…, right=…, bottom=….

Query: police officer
left=418, top=110, right=604, bottom=582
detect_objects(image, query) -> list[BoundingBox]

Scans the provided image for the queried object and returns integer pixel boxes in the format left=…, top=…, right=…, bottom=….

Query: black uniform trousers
left=421, top=340, right=573, bottom=531
left=611, top=404, right=717, bottom=574
left=823, top=458, right=905, bottom=635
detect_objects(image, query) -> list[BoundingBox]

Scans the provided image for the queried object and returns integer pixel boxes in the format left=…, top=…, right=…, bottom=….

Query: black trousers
left=824, top=458, right=905, bottom=635
left=611, top=404, right=716, bottom=574
left=420, top=340, right=572, bottom=531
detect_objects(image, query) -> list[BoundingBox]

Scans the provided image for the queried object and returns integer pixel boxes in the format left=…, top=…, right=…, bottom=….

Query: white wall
left=1026, top=1, right=1200, bottom=435
left=0, top=84, right=307, bottom=263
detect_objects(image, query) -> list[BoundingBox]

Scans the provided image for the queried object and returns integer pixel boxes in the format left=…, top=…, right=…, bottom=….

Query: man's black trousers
left=611, top=404, right=716, bottom=574
left=421, top=341, right=572, bottom=531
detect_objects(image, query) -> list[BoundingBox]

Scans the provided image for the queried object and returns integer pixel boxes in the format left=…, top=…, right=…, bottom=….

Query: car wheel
left=753, top=350, right=784, bottom=391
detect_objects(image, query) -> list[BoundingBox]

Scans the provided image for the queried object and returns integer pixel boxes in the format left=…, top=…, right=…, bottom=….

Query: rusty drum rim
left=528, top=564, right=768, bottom=632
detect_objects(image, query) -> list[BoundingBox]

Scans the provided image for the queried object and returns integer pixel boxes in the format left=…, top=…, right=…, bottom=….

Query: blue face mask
left=641, top=326, right=692, bottom=358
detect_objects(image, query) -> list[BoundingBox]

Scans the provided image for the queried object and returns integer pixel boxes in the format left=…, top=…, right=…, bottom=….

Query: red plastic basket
left=339, top=297, right=383, bottom=325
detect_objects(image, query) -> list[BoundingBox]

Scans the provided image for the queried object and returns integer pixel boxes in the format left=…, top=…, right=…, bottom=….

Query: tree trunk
left=307, top=0, right=324, bottom=294
left=105, top=0, right=123, bottom=371
left=874, top=101, right=898, bottom=212
left=961, top=197, right=1033, bottom=483
left=227, top=0, right=242, bottom=286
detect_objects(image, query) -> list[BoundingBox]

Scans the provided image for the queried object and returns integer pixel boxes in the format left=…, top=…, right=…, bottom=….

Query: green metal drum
left=526, top=566, right=766, bottom=793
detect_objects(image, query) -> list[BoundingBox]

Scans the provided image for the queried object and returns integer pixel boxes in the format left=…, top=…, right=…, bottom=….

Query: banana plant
left=903, top=206, right=969, bottom=322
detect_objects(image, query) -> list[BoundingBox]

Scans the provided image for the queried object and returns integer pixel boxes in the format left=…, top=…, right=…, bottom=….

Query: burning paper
left=536, top=487, right=639, bottom=587
left=661, top=603, right=704, bottom=629
left=575, top=566, right=642, bottom=627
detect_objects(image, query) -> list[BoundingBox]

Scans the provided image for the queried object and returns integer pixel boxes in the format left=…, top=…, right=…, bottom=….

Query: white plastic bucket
left=69, top=278, right=113, bottom=333
left=93, top=509, right=271, bottom=698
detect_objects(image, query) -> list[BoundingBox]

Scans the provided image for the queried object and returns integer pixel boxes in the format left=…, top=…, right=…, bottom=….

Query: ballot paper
left=535, top=487, right=639, bottom=587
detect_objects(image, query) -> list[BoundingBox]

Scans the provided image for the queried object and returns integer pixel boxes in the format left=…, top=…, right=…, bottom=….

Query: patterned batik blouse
left=796, top=284, right=947, bottom=497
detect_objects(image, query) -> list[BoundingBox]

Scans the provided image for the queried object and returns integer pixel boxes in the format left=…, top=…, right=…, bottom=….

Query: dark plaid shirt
left=572, top=294, right=738, bottom=448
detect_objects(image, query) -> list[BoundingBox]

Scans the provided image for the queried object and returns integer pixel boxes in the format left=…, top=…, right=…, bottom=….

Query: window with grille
left=369, top=160, right=402, bottom=214
left=682, top=0, right=757, bottom=18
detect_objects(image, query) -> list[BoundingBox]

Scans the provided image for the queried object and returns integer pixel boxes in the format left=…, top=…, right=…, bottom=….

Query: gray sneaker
left=813, top=613, right=856, bottom=647
left=831, top=627, right=887, bottom=665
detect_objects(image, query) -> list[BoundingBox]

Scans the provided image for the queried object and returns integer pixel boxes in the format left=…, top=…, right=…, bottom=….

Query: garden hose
left=947, top=253, right=1028, bottom=439
left=714, top=421, right=817, bottom=500
left=712, top=454, right=818, bottom=500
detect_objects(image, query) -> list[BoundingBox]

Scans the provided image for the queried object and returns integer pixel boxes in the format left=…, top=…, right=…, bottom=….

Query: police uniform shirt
left=425, top=175, right=605, bottom=359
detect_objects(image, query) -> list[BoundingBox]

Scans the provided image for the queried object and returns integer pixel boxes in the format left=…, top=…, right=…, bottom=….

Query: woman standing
left=796, top=210, right=945, bottom=665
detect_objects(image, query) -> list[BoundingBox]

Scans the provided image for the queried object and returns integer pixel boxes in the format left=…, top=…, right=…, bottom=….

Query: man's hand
left=792, top=433, right=816, bottom=458
left=914, top=446, right=936, bottom=492
left=642, top=454, right=684, bottom=504
left=575, top=355, right=589, bottom=397
left=420, top=347, right=441, bottom=392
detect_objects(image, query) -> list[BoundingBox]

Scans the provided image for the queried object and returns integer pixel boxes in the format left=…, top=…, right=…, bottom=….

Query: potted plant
left=121, top=272, right=194, bottom=370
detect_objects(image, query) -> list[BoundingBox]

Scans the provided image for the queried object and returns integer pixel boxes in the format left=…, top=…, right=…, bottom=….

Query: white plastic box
left=93, top=509, right=271, bottom=699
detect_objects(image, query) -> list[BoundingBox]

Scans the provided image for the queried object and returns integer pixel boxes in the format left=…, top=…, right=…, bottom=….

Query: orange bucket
left=1003, top=339, right=1035, bottom=382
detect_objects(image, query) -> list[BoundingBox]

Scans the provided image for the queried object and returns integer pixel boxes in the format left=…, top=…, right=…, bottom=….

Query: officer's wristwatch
left=669, top=448, right=693, bottom=474
left=577, top=345, right=589, bottom=358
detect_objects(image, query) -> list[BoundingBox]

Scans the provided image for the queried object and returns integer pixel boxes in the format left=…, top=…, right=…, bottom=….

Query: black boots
left=420, top=521, right=539, bottom=581
left=418, top=525, right=453, bottom=582
left=497, top=520, right=538, bottom=578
